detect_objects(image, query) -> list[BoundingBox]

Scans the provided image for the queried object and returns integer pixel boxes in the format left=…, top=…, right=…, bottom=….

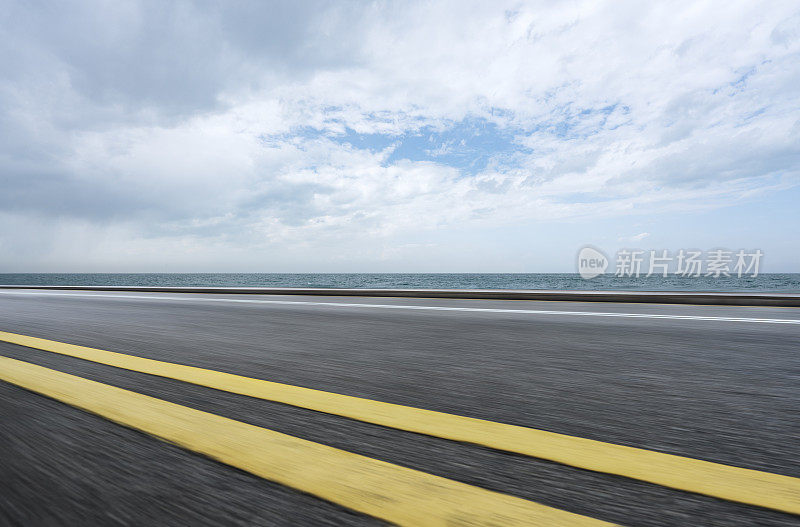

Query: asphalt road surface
left=1, top=289, right=799, bottom=526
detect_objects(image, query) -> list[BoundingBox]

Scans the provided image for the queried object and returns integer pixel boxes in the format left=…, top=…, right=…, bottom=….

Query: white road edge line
left=1, top=290, right=799, bottom=325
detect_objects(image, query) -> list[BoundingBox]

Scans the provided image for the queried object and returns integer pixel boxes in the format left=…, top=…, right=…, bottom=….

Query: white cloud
left=1, top=0, right=799, bottom=270
left=620, top=232, right=650, bottom=243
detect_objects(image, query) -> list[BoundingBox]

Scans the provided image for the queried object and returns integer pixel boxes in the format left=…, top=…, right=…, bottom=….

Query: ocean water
left=1, top=273, right=799, bottom=292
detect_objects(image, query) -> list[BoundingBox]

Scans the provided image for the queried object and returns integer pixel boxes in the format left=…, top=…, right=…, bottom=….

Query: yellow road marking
left=0, top=357, right=613, bottom=527
left=1, top=330, right=799, bottom=515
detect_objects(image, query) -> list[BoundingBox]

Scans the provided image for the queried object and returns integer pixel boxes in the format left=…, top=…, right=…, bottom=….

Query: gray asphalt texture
left=1, top=290, right=799, bottom=526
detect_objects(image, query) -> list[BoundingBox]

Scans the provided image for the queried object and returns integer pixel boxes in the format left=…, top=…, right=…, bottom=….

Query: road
left=1, top=289, right=799, bottom=526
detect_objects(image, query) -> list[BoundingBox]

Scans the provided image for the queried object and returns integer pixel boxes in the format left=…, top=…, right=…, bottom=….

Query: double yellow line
left=1, top=330, right=798, bottom=525
left=0, top=357, right=606, bottom=526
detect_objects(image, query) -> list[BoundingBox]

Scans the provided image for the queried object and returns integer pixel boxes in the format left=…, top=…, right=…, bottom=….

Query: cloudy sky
left=1, top=0, right=798, bottom=272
